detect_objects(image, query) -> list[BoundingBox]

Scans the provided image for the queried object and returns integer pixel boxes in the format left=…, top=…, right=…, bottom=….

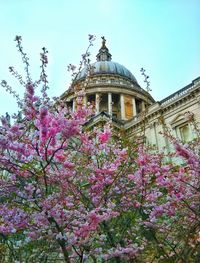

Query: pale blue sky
left=0, top=0, right=199, bottom=115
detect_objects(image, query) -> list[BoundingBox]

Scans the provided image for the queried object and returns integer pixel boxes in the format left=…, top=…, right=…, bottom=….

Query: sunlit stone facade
left=61, top=38, right=200, bottom=148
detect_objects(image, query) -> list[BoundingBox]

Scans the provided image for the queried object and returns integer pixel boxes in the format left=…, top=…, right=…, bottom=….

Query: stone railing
left=160, top=78, right=200, bottom=106
left=128, top=112, right=143, bottom=122
left=88, top=78, right=151, bottom=96
left=89, top=78, right=134, bottom=87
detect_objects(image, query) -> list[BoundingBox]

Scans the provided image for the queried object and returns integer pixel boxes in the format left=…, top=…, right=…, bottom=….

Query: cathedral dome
left=75, top=60, right=138, bottom=84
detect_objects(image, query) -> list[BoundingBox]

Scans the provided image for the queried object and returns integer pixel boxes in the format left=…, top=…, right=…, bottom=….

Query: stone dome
left=75, top=61, right=138, bottom=84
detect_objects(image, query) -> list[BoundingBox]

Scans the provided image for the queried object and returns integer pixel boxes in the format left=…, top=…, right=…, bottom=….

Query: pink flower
left=128, top=174, right=135, bottom=180
left=39, top=106, right=48, bottom=121
left=26, top=83, right=34, bottom=96
left=134, top=201, right=141, bottom=208
left=98, top=130, right=111, bottom=143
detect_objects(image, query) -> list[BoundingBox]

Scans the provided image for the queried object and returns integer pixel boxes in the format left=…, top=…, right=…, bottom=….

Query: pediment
left=170, top=113, right=187, bottom=128
left=85, top=111, right=124, bottom=129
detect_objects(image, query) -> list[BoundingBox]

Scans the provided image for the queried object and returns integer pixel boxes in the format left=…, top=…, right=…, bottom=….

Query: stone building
left=61, top=37, right=200, bottom=148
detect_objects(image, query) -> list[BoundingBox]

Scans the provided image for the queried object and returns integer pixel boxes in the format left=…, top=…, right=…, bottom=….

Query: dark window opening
left=112, top=93, right=120, bottom=118
left=99, top=94, right=108, bottom=112
left=135, top=99, right=142, bottom=114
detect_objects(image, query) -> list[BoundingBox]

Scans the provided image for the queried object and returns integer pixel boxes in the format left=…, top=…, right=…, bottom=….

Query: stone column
left=95, top=93, right=100, bottom=114
left=84, top=95, right=87, bottom=106
left=132, top=97, right=137, bottom=116
left=142, top=101, right=146, bottom=111
left=120, top=94, right=125, bottom=119
left=108, top=93, right=112, bottom=116
left=72, top=98, right=76, bottom=112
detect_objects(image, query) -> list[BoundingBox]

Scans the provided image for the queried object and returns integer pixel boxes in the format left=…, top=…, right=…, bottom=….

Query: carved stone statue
left=101, top=36, right=106, bottom=47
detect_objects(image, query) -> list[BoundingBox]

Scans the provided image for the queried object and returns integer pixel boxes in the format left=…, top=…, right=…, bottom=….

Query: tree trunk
left=58, top=240, right=71, bottom=263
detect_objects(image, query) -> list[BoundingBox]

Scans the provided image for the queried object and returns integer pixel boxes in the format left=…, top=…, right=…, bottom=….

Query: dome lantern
left=96, top=36, right=112, bottom=62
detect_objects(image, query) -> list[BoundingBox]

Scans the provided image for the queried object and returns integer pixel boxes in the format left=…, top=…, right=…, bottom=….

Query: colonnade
left=72, top=93, right=146, bottom=120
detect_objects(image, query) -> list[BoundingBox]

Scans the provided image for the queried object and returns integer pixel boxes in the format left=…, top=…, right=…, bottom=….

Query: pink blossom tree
left=0, top=36, right=200, bottom=262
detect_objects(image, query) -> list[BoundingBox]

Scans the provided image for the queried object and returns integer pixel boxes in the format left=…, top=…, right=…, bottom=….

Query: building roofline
left=159, top=76, right=200, bottom=106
